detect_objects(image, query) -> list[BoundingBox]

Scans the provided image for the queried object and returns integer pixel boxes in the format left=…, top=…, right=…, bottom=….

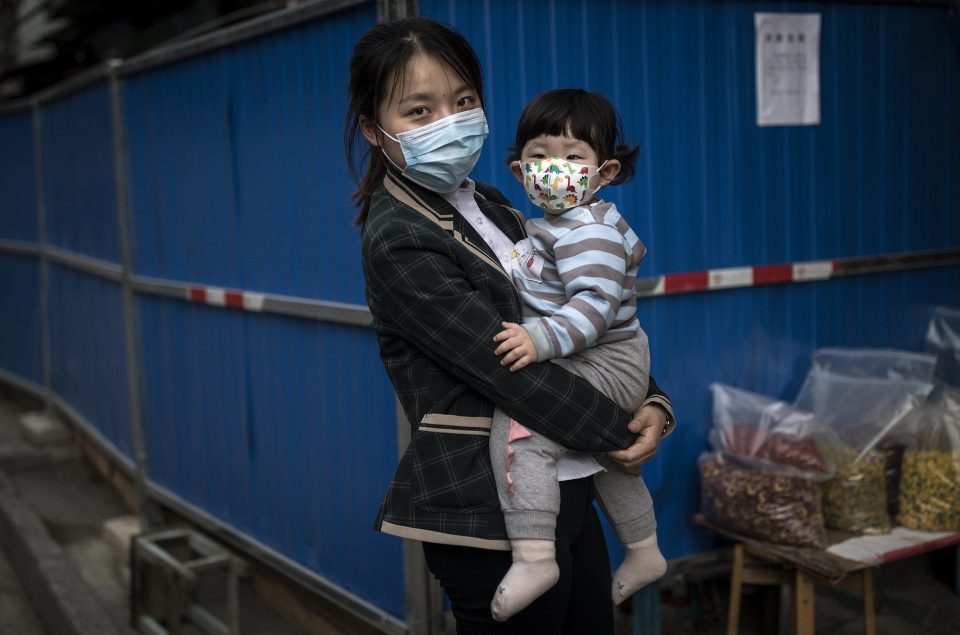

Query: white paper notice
left=755, top=13, right=821, bottom=126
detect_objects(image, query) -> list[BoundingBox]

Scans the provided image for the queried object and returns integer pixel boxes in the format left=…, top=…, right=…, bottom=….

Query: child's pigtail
left=609, top=141, right=640, bottom=186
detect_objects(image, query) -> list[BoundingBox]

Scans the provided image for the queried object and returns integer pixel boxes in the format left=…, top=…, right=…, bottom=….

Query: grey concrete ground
left=0, top=545, right=47, bottom=635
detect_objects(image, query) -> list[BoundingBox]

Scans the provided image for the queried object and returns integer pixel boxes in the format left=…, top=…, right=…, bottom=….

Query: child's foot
left=490, top=539, right=559, bottom=621
left=612, top=533, right=667, bottom=605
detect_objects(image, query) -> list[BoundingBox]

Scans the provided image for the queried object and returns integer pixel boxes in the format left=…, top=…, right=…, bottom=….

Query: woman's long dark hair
left=345, top=17, right=484, bottom=226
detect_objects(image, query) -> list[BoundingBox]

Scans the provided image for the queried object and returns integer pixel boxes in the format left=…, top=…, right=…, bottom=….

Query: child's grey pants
left=490, top=329, right=657, bottom=545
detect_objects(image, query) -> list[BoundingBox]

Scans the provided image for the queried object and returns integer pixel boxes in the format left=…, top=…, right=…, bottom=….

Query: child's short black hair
left=506, top=88, right=640, bottom=186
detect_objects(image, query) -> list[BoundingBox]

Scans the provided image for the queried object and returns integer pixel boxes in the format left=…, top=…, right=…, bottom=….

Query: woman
left=345, top=17, right=675, bottom=634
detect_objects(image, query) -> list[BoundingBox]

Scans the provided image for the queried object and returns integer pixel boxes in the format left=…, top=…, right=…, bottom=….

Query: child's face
left=509, top=133, right=620, bottom=205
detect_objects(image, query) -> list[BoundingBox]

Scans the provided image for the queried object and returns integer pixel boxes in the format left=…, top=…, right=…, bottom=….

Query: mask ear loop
left=588, top=160, right=610, bottom=199
left=376, top=124, right=405, bottom=172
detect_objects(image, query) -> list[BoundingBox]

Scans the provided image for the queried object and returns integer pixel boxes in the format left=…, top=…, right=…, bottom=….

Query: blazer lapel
left=383, top=172, right=515, bottom=281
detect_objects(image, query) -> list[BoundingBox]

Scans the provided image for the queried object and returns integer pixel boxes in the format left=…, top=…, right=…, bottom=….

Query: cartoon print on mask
left=522, top=157, right=602, bottom=211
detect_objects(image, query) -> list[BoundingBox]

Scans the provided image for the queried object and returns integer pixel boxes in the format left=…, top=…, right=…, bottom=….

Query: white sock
left=612, top=533, right=667, bottom=605
left=490, top=539, right=560, bottom=621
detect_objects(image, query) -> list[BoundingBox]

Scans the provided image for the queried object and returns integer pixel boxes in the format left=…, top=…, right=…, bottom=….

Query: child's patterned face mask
left=519, top=157, right=606, bottom=211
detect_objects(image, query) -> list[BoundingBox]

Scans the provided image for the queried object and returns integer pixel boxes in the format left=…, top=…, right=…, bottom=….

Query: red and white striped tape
left=635, top=249, right=960, bottom=298
left=187, top=286, right=265, bottom=311
left=174, top=248, right=959, bottom=311
left=637, top=260, right=835, bottom=297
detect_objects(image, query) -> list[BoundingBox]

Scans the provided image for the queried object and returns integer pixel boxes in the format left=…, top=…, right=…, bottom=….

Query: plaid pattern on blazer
left=362, top=172, right=674, bottom=549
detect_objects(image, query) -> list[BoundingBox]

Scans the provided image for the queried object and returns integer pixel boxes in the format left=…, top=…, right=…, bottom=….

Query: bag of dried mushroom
left=701, top=385, right=833, bottom=548
left=896, top=389, right=960, bottom=531
left=793, top=349, right=935, bottom=534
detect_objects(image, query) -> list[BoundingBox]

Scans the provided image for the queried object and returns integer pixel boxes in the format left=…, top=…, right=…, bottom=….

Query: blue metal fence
left=0, top=110, right=36, bottom=242
left=40, top=84, right=120, bottom=263
left=123, top=9, right=372, bottom=302
left=0, top=0, right=958, bottom=629
left=120, top=1, right=405, bottom=618
left=47, top=263, right=132, bottom=453
left=0, top=254, right=42, bottom=387
left=0, top=109, right=41, bottom=389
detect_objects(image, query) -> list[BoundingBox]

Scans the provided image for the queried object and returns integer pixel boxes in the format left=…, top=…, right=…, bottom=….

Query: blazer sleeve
left=363, top=215, right=637, bottom=453
left=644, top=374, right=676, bottom=437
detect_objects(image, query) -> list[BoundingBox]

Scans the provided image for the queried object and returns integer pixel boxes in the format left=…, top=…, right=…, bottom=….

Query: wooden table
left=694, top=515, right=960, bottom=635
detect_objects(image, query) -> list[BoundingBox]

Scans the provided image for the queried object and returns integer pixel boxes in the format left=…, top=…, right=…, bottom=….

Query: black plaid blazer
left=362, top=171, right=674, bottom=549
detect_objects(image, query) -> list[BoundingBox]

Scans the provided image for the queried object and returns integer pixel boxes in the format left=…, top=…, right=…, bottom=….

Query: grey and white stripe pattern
left=515, top=201, right=646, bottom=361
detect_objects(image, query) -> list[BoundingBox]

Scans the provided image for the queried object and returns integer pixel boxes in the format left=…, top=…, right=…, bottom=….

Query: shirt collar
left=438, top=178, right=477, bottom=206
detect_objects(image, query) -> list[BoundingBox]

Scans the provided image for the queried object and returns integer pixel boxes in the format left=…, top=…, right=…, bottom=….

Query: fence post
left=31, top=100, right=54, bottom=415
left=396, top=402, right=448, bottom=635
left=378, top=0, right=417, bottom=21
left=108, top=60, right=153, bottom=531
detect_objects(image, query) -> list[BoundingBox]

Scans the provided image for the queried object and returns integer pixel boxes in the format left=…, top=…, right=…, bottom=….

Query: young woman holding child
left=345, top=16, right=675, bottom=634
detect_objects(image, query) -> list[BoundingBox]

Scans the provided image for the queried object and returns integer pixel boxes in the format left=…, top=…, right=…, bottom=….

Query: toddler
left=489, top=88, right=667, bottom=621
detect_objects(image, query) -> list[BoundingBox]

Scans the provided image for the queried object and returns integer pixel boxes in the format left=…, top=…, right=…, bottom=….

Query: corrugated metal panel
left=40, top=84, right=120, bottom=262
left=123, top=52, right=238, bottom=285
left=244, top=315, right=402, bottom=613
left=137, top=296, right=404, bottom=616
left=121, top=1, right=411, bottom=620
left=421, top=0, right=960, bottom=558
left=227, top=10, right=373, bottom=303
left=47, top=264, right=131, bottom=453
left=124, top=3, right=375, bottom=304
left=0, top=111, right=37, bottom=242
left=0, top=254, right=42, bottom=385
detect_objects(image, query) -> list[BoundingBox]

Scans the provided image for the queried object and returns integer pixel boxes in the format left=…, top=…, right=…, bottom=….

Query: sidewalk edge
left=0, top=470, right=126, bottom=635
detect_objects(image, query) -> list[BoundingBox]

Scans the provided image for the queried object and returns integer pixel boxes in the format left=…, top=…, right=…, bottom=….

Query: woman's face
left=360, top=52, right=481, bottom=169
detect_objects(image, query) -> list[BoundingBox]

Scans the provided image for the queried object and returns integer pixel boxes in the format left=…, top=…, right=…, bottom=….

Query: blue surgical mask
left=379, top=109, right=488, bottom=192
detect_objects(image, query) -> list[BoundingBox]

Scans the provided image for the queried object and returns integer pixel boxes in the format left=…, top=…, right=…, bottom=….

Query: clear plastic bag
left=709, top=383, right=833, bottom=478
left=794, top=348, right=936, bottom=534
left=793, top=348, right=935, bottom=460
left=698, top=452, right=828, bottom=548
left=926, top=307, right=960, bottom=388
left=896, top=392, right=960, bottom=531
left=802, top=347, right=936, bottom=381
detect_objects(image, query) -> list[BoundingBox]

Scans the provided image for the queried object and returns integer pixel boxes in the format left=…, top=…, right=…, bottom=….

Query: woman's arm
left=363, top=215, right=636, bottom=453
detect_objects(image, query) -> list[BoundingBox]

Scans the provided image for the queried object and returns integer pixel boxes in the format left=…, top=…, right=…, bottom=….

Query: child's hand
left=493, top=322, right=538, bottom=371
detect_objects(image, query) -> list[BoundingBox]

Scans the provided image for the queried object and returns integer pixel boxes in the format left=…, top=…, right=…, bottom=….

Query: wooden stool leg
left=794, top=570, right=815, bottom=635
left=862, top=569, right=876, bottom=635
left=727, top=544, right=745, bottom=635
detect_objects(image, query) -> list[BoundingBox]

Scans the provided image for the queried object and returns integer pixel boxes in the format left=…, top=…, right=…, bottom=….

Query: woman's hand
left=606, top=404, right=668, bottom=475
